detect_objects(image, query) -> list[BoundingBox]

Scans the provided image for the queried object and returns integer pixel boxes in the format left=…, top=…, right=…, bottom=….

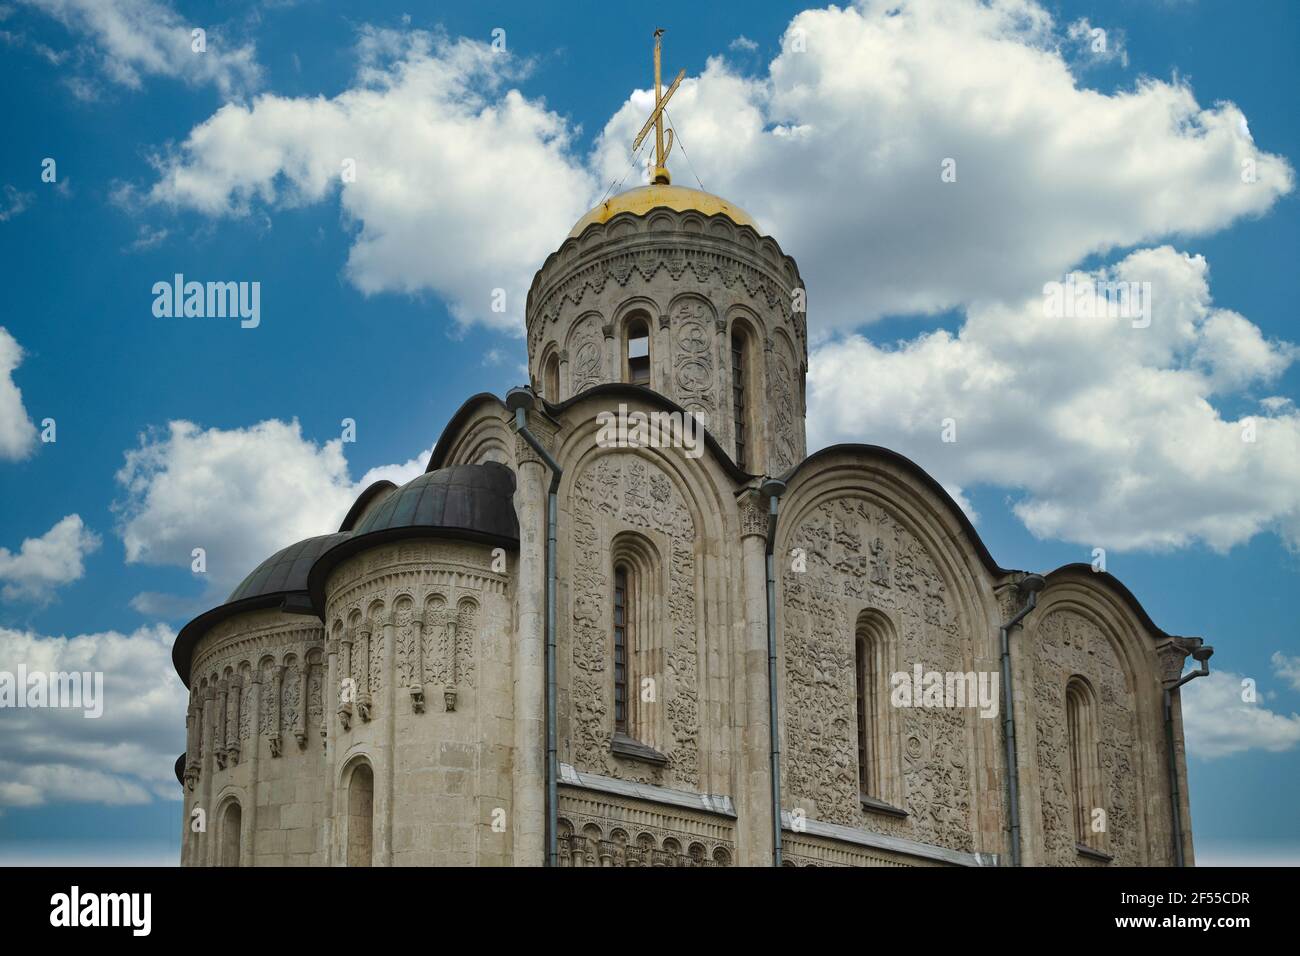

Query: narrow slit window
left=856, top=636, right=876, bottom=797
left=614, top=566, right=629, bottom=733
left=627, top=319, right=650, bottom=386
left=1066, top=679, right=1099, bottom=849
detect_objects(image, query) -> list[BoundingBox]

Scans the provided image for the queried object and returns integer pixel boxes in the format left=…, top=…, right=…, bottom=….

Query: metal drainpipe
left=760, top=478, right=786, bottom=867
left=508, top=388, right=562, bottom=868
left=1165, top=646, right=1212, bottom=867
left=998, top=573, right=1046, bottom=867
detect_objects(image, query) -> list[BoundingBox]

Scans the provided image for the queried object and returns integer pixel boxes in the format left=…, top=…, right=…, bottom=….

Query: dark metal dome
left=173, top=532, right=350, bottom=688
left=306, top=462, right=519, bottom=614
left=227, top=532, right=352, bottom=603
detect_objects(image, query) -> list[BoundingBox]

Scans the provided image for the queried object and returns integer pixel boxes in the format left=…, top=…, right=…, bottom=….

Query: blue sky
left=0, top=0, right=1297, bottom=865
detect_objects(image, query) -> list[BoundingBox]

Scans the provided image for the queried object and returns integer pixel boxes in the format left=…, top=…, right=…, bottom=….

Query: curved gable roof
left=783, top=444, right=1189, bottom=643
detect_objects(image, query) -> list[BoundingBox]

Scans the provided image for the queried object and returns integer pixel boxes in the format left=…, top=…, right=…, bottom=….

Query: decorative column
left=598, top=840, right=617, bottom=867
left=226, top=676, right=242, bottom=765
left=356, top=624, right=373, bottom=722
left=294, top=660, right=310, bottom=749
left=200, top=685, right=216, bottom=866
left=269, top=665, right=284, bottom=758
left=338, top=630, right=354, bottom=730
left=512, top=423, right=552, bottom=866
left=184, top=690, right=201, bottom=790
left=216, top=680, right=231, bottom=769
left=247, top=668, right=262, bottom=864
left=738, top=487, right=776, bottom=867
left=409, top=613, right=426, bottom=713
left=444, top=616, right=458, bottom=713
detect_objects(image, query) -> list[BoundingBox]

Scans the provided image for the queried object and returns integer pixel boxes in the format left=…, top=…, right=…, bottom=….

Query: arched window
left=543, top=351, right=560, bottom=401
left=625, top=317, right=650, bottom=386
left=609, top=533, right=663, bottom=755
left=219, top=800, right=241, bottom=867
left=347, top=761, right=375, bottom=867
left=1066, top=678, right=1101, bottom=850
left=854, top=609, right=900, bottom=812
left=855, top=633, right=877, bottom=798
left=613, top=564, right=630, bottom=734
left=730, top=328, right=749, bottom=469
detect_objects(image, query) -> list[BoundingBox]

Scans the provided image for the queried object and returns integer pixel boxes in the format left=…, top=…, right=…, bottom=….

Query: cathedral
left=172, top=39, right=1212, bottom=867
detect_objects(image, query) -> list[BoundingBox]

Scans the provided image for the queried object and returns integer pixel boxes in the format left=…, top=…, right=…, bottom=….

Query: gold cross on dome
left=632, top=28, right=685, bottom=185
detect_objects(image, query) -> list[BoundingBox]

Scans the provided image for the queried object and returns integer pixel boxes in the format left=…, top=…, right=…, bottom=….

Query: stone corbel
left=183, top=700, right=202, bottom=790
left=269, top=665, right=284, bottom=758
left=598, top=840, right=618, bottom=867
left=601, top=322, right=615, bottom=340
left=658, top=313, right=670, bottom=330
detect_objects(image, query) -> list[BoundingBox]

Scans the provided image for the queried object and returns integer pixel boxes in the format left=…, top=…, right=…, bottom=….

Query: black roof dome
left=173, top=531, right=351, bottom=688
left=305, top=462, right=519, bottom=614
left=226, top=533, right=351, bottom=603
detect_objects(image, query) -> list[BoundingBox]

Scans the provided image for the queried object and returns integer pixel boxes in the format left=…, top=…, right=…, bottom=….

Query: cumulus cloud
left=0, top=623, right=185, bottom=809
left=808, top=246, right=1300, bottom=551
left=1182, top=669, right=1300, bottom=760
left=131, top=1, right=1300, bottom=554
left=0, top=515, right=101, bottom=602
left=113, top=419, right=433, bottom=611
left=0, top=327, right=38, bottom=461
left=14, top=0, right=260, bottom=98
left=142, top=26, right=595, bottom=332
left=591, top=0, right=1291, bottom=327
left=1271, top=652, right=1300, bottom=693
left=114, top=419, right=357, bottom=598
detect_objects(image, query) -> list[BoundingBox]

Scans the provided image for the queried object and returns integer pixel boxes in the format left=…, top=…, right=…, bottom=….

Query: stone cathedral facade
left=173, top=181, right=1210, bottom=868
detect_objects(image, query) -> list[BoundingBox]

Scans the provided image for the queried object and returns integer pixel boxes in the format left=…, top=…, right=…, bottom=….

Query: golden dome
left=568, top=184, right=758, bottom=238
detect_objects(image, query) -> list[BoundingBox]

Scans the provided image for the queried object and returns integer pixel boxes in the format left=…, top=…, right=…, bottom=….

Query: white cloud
left=0, top=327, right=38, bottom=461
left=1271, top=652, right=1300, bottom=693
left=15, top=0, right=260, bottom=98
left=142, top=27, right=595, bottom=333
left=0, top=623, right=185, bottom=809
left=0, top=184, right=34, bottom=221
left=1182, top=669, right=1300, bottom=760
left=729, top=35, right=759, bottom=53
left=114, top=419, right=356, bottom=597
left=113, top=419, right=431, bottom=610
left=591, top=0, right=1292, bottom=328
left=0, top=514, right=101, bottom=602
left=808, top=246, right=1300, bottom=552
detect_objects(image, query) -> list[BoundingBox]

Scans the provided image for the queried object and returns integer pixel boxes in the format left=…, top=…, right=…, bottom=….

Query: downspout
left=507, top=387, right=562, bottom=868
left=998, top=572, right=1046, bottom=867
left=1165, top=645, right=1212, bottom=867
left=760, top=478, right=786, bottom=867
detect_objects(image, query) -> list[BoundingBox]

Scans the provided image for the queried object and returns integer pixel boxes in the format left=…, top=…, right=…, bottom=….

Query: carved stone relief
left=782, top=496, right=971, bottom=850
left=1033, top=609, right=1141, bottom=865
left=568, top=454, right=699, bottom=786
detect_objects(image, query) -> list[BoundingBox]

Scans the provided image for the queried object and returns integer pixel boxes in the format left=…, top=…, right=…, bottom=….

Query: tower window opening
left=855, top=635, right=877, bottom=797
left=731, top=329, right=748, bottom=469
left=627, top=319, right=650, bottom=386
left=543, top=352, right=560, bottom=401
